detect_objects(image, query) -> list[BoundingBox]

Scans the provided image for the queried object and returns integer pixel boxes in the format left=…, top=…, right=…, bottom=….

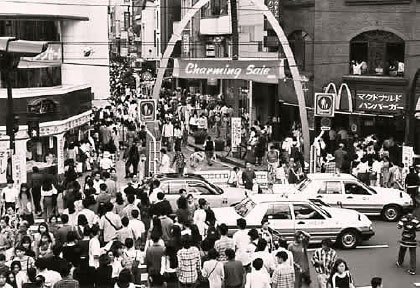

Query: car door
left=186, top=180, right=224, bottom=207
left=265, top=203, right=295, bottom=242
left=342, top=181, right=375, bottom=214
left=317, top=181, right=345, bottom=208
left=292, top=203, right=337, bottom=243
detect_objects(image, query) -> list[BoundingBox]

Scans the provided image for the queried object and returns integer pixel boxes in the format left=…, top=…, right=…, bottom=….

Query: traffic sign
left=315, top=93, right=335, bottom=117
left=138, top=99, right=156, bottom=122
left=320, top=117, right=332, bottom=131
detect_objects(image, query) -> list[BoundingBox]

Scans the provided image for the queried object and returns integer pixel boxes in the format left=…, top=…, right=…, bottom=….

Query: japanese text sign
left=231, top=117, right=242, bottom=149
left=355, top=91, right=405, bottom=113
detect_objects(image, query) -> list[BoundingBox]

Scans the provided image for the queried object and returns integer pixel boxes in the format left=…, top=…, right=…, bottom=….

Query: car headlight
left=369, top=225, right=373, bottom=231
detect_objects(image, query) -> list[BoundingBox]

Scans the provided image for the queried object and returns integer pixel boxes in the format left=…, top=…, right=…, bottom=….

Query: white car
left=288, top=173, right=413, bottom=221
left=213, top=195, right=375, bottom=249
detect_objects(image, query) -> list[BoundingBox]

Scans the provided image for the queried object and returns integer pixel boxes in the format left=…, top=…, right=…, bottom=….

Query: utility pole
left=405, top=68, right=419, bottom=146
left=230, top=0, right=239, bottom=61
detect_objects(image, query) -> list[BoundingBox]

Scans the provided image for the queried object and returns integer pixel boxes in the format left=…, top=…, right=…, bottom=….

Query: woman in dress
left=193, top=199, right=208, bottom=237
left=17, top=184, right=34, bottom=226
left=288, top=231, right=311, bottom=288
left=329, top=259, right=355, bottom=288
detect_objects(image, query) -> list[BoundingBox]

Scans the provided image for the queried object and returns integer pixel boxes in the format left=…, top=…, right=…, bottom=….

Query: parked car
left=153, top=173, right=247, bottom=209
left=287, top=173, right=413, bottom=221
left=213, top=195, right=375, bottom=249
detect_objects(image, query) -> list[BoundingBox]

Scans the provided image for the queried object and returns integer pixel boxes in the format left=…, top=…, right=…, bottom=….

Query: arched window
left=288, top=30, right=312, bottom=72
left=350, top=30, right=405, bottom=77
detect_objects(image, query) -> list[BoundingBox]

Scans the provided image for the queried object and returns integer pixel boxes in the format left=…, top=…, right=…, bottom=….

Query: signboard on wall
left=173, top=58, right=286, bottom=84
left=231, top=117, right=242, bottom=150
left=182, top=33, right=190, bottom=56
left=355, top=91, right=405, bottom=113
left=402, top=145, right=414, bottom=168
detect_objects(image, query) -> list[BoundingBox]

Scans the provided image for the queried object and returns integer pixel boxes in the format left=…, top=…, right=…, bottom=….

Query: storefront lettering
left=355, top=91, right=405, bottom=113
left=175, top=58, right=285, bottom=84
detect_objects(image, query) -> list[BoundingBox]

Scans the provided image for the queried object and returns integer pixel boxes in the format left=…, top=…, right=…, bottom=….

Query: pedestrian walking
left=227, top=167, right=240, bottom=188
left=311, top=239, right=337, bottom=288
left=328, top=259, right=355, bottom=288
left=272, top=251, right=295, bottom=288
left=201, top=249, right=224, bottom=288
left=245, top=258, right=270, bottom=288
left=203, top=136, right=215, bottom=166
left=223, top=249, right=243, bottom=288
left=396, top=213, right=420, bottom=275
left=176, top=235, right=201, bottom=288
left=124, top=143, right=139, bottom=178
left=171, top=148, right=186, bottom=175
left=242, top=162, right=256, bottom=191
left=405, top=167, right=420, bottom=208
left=333, top=143, right=347, bottom=174
left=288, top=231, right=311, bottom=288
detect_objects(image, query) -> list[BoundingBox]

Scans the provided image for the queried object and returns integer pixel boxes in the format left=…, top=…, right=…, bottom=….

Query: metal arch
left=152, top=0, right=311, bottom=162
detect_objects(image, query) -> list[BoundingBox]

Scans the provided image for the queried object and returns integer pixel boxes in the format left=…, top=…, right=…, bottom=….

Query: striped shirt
left=311, top=247, right=337, bottom=275
left=398, top=215, right=420, bottom=247
left=53, top=278, right=80, bottom=288
left=214, top=236, right=235, bottom=262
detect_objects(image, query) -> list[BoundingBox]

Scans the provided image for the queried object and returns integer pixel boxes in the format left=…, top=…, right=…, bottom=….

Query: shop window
left=350, top=30, right=405, bottom=77
left=288, top=30, right=312, bottom=72
left=26, top=137, right=58, bottom=174
left=201, top=0, right=229, bottom=17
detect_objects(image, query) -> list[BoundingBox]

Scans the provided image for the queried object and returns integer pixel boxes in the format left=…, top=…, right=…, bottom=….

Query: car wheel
left=339, top=229, right=359, bottom=249
left=382, top=205, right=401, bottom=222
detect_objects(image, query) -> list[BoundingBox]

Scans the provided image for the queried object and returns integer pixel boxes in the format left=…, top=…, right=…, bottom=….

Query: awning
left=0, top=13, right=89, bottom=21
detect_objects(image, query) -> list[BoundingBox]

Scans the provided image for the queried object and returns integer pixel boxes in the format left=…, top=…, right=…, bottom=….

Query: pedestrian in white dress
left=193, top=199, right=208, bottom=237
left=202, top=249, right=224, bottom=288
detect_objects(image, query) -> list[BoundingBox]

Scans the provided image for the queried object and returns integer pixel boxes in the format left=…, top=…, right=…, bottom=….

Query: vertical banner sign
left=12, top=154, right=21, bottom=188
left=182, top=33, right=190, bottom=56
left=402, top=146, right=414, bottom=168
left=124, top=12, right=131, bottom=31
left=231, top=117, right=242, bottom=151
left=57, top=134, right=65, bottom=175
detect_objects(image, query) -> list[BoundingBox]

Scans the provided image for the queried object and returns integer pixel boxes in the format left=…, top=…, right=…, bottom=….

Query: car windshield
left=357, top=180, right=377, bottom=194
left=206, top=180, right=223, bottom=195
left=297, top=178, right=311, bottom=191
left=309, top=201, right=331, bottom=218
left=234, top=198, right=257, bottom=218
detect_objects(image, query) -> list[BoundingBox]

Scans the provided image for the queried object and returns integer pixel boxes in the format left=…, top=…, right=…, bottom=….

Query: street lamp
left=0, top=37, right=48, bottom=180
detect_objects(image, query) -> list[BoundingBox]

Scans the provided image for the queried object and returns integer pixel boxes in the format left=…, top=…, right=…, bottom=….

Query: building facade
left=0, top=0, right=110, bottom=186
left=280, top=0, right=420, bottom=153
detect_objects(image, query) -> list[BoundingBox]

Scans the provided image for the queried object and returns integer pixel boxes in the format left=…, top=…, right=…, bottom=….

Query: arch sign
left=151, top=0, right=310, bottom=161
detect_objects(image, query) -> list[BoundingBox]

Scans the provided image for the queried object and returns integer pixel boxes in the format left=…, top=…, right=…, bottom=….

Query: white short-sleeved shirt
left=89, top=237, right=101, bottom=268
left=2, top=187, right=18, bottom=203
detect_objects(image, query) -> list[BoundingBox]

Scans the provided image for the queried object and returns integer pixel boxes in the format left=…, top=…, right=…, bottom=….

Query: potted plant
left=193, top=130, right=208, bottom=145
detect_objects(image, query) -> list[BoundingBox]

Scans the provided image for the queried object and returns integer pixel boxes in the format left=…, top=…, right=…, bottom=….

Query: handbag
left=198, top=261, right=218, bottom=285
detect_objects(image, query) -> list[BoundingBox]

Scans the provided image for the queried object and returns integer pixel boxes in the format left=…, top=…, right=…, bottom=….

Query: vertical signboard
left=182, top=33, right=190, bottom=56
left=402, top=146, right=414, bottom=168
left=231, top=117, right=242, bottom=151
left=124, top=12, right=131, bottom=31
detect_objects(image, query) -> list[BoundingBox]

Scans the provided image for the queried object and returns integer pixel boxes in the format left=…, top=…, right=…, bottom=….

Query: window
left=168, top=181, right=186, bottom=194
left=266, top=204, right=292, bottom=220
left=350, top=30, right=405, bottom=76
left=288, top=30, right=312, bottom=72
left=293, top=204, right=324, bottom=220
left=344, top=182, right=371, bottom=195
left=187, top=181, right=213, bottom=195
left=318, top=181, right=342, bottom=194
left=201, top=0, right=229, bottom=17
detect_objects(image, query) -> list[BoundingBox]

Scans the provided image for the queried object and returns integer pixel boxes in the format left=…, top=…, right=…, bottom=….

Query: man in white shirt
left=100, top=151, right=114, bottom=171
left=157, top=149, right=171, bottom=174
left=233, top=218, right=251, bottom=266
left=129, top=210, right=146, bottom=249
left=35, top=258, right=62, bottom=288
left=99, top=202, right=122, bottom=244
left=2, top=179, right=18, bottom=211
left=89, top=225, right=101, bottom=268
left=92, top=171, right=104, bottom=194
left=149, top=179, right=163, bottom=204
left=78, top=199, right=99, bottom=226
